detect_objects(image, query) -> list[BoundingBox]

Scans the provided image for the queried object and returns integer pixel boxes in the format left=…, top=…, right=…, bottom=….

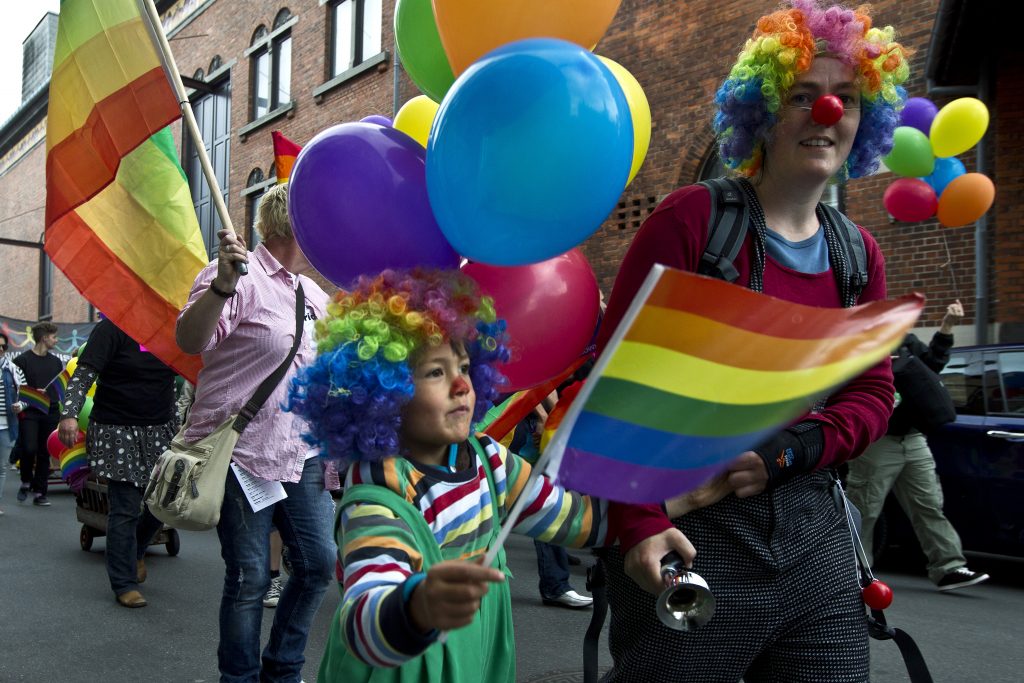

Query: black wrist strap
left=209, top=280, right=236, bottom=298
left=754, top=420, right=824, bottom=488
left=232, top=283, right=305, bottom=434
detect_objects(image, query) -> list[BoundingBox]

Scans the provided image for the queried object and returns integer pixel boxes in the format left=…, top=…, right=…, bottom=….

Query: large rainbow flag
left=543, top=265, right=924, bottom=504
left=44, top=0, right=207, bottom=382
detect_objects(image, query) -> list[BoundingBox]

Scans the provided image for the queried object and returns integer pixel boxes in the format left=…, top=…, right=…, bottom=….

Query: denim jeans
left=0, top=427, right=13, bottom=504
left=535, top=539, right=573, bottom=599
left=107, top=480, right=164, bottom=595
left=217, top=458, right=336, bottom=683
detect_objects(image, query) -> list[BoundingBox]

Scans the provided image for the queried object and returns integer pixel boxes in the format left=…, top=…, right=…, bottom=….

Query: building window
left=38, top=253, right=53, bottom=320
left=330, top=0, right=382, bottom=78
left=244, top=168, right=276, bottom=250
left=250, top=12, right=293, bottom=121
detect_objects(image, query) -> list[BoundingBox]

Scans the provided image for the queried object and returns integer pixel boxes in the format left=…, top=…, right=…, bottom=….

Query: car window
left=941, top=352, right=985, bottom=416
left=994, top=351, right=1024, bottom=415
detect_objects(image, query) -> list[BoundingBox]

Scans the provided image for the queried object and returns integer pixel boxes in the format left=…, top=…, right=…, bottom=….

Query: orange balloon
left=431, top=0, right=622, bottom=75
left=936, top=173, right=995, bottom=227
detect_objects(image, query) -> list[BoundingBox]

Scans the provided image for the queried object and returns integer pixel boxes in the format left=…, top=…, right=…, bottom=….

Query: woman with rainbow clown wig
left=595, top=2, right=908, bottom=681
left=287, top=268, right=613, bottom=683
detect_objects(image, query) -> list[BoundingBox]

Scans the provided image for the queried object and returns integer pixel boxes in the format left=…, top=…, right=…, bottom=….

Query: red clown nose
left=811, top=94, right=845, bottom=126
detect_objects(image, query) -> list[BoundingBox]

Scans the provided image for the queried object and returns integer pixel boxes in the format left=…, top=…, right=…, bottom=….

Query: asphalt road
left=1, top=474, right=1021, bottom=682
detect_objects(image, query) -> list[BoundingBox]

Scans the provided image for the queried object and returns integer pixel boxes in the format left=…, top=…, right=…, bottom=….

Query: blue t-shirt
left=764, top=225, right=828, bottom=274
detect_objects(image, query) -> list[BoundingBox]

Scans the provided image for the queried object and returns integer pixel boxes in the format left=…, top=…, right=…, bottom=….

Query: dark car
left=874, top=343, right=1024, bottom=561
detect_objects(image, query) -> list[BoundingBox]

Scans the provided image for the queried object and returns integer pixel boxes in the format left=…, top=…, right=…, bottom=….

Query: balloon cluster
left=288, top=1, right=640, bottom=391
left=882, top=97, right=995, bottom=227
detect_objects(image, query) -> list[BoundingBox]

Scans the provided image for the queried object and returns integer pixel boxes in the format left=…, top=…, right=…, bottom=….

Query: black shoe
left=32, top=495, right=51, bottom=507
left=16, top=486, right=29, bottom=502
left=937, top=567, right=989, bottom=591
left=567, top=553, right=582, bottom=566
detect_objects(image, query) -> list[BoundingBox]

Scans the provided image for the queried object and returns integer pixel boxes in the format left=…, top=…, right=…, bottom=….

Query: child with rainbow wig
left=595, top=1, right=909, bottom=680
left=287, top=268, right=614, bottom=683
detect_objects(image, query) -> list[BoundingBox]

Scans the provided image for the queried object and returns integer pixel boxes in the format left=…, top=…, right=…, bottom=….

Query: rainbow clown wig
left=287, top=269, right=509, bottom=466
left=713, top=0, right=911, bottom=179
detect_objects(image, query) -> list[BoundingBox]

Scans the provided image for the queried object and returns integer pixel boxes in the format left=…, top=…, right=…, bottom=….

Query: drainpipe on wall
left=392, top=36, right=401, bottom=120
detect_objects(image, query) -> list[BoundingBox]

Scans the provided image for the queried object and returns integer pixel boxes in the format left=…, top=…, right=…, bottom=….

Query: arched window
left=209, top=55, right=223, bottom=73
left=249, top=16, right=292, bottom=120
left=273, top=8, right=293, bottom=29
left=247, top=168, right=265, bottom=187
left=192, top=68, right=204, bottom=81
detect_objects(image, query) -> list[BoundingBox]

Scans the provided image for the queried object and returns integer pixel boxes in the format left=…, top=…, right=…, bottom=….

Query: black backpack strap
left=697, top=177, right=748, bottom=283
left=233, top=283, right=306, bottom=433
left=868, top=609, right=935, bottom=683
left=583, top=551, right=609, bottom=683
left=819, top=203, right=869, bottom=301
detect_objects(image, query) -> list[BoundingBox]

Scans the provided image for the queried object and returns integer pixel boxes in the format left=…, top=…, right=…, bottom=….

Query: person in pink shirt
left=177, top=183, right=334, bottom=683
left=596, top=2, right=909, bottom=680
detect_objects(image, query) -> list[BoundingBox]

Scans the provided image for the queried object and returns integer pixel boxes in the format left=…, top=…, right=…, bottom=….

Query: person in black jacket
left=847, top=300, right=990, bottom=591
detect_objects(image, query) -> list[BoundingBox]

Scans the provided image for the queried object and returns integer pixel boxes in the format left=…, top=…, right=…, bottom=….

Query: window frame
left=328, top=0, right=383, bottom=79
left=246, top=13, right=298, bottom=123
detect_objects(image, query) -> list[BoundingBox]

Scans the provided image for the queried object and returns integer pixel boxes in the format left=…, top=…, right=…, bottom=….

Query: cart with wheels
left=75, top=477, right=180, bottom=555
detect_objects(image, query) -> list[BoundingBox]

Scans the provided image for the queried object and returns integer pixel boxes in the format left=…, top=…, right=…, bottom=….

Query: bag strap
left=697, top=177, right=748, bottom=283
left=583, top=550, right=609, bottom=683
left=233, top=282, right=306, bottom=434
left=818, top=202, right=869, bottom=302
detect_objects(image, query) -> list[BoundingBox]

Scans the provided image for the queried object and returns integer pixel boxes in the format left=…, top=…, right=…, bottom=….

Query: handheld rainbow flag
left=44, top=0, right=207, bottom=382
left=48, top=369, right=72, bottom=405
left=540, top=265, right=923, bottom=504
left=272, top=131, right=302, bottom=184
left=18, top=386, right=51, bottom=415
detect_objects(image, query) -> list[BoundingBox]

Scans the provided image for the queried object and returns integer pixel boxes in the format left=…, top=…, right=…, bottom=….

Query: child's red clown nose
left=811, top=94, right=844, bottom=126
left=450, top=376, right=470, bottom=395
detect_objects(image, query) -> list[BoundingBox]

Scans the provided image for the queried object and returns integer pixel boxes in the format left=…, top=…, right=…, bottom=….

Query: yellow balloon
left=930, top=97, right=988, bottom=158
left=86, top=382, right=97, bottom=398
left=598, top=56, right=651, bottom=187
left=65, top=357, right=78, bottom=375
left=393, top=95, right=440, bottom=147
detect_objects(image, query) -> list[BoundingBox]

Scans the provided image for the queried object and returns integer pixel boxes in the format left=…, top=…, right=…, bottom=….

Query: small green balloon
left=883, top=126, right=935, bottom=178
left=78, top=396, right=93, bottom=433
left=395, top=0, right=455, bottom=103
left=74, top=342, right=86, bottom=357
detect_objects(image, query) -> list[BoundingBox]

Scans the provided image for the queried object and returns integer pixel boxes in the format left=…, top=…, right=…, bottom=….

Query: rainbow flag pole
left=482, top=264, right=923, bottom=566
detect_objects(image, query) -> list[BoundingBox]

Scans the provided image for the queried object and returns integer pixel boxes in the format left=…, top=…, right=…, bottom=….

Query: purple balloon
left=900, top=97, right=939, bottom=135
left=360, top=114, right=393, bottom=127
left=288, top=123, right=459, bottom=288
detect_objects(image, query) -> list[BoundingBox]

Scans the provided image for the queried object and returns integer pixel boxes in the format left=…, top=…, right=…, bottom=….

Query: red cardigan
left=598, top=184, right=895, bottom=552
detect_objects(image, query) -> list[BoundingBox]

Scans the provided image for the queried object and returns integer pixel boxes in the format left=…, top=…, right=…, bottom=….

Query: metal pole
left=138, top=0, right=247, bottom=275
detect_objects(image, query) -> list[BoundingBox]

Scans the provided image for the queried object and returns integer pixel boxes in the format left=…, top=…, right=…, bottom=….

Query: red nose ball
left=862, top=579, right=894, bottom=610
left=811, top=95, right=844, bottom=126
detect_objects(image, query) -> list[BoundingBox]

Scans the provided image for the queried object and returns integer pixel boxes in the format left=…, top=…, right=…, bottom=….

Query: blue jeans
left=0, top=428, right=13, bottom=504
left=107, top=480, right=164, bottom=595
left=216, top=458, right=335, bottom=683
left=535, top=539, right=573, bottom=599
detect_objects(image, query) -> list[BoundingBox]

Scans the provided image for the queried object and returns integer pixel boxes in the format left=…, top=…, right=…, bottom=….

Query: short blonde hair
left=255, top=183, right=292, bottom=241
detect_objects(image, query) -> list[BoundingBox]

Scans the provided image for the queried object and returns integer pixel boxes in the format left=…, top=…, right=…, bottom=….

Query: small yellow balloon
left=930, top=97, right=989, bottom=158
left=394, top=95, right=440, bottom=147
left=598, top=56, right=651, bottom=187
left=86, top=382, right=97, bottom=398
left=65, top=357, right=78, bottom=375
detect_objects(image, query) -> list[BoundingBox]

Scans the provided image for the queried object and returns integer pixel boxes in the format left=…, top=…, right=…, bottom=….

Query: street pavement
left=1, top=474, right=1021, bottom=682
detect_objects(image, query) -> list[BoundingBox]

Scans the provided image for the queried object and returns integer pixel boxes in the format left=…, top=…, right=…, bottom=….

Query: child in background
left=287, top=269, right=614, bottom=683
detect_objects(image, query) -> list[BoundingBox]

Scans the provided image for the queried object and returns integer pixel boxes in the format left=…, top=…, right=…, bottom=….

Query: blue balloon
left=426, top=38, right=633, bottom=266
left=921, top=156, right=966, bottom=197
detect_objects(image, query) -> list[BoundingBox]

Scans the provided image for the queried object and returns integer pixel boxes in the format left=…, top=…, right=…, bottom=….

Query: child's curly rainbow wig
left=713, top=0, right=911, bottom=179
left=286, top=268, right=509, bottom=466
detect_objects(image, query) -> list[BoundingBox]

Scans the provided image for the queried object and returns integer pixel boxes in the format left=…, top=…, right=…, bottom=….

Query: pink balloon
left=463, top=249, right=600, bottom=392
left=46, top=430, right=63, bottom=460
left=883, top=178, right=937, bottom=223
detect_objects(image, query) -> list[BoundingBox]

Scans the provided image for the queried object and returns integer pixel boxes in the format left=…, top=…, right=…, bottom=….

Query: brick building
left=0, top=0, right=1019, bottom=344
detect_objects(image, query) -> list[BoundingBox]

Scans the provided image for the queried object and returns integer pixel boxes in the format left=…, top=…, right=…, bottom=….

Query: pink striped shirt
left=179, top=245, right=328, bottom=483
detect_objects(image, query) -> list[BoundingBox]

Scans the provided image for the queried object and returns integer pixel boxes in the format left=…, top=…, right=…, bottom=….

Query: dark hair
left=0, top=332, right=8, bottom=348
left=31, top=322, right=58, bottom=343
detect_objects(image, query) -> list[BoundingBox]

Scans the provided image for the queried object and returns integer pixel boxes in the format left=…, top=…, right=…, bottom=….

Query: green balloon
left=78, top=396, right=93, bottom=433
left=395, top=0, right=455, bottom=103
left=883, top=126, right=935, bottom=178
left=74, top=342, right=86, bottom=357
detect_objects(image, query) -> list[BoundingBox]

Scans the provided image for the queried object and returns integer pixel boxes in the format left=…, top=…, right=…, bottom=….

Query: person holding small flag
left=13, top=322, right=63, bottom=507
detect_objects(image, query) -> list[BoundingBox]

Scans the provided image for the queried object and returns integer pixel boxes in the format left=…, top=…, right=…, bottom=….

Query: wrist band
left=209, top=280, right=236, bottom=298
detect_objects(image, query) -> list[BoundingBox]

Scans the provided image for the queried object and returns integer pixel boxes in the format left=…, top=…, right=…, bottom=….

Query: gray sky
left=0, top=1, right=62, bottom=125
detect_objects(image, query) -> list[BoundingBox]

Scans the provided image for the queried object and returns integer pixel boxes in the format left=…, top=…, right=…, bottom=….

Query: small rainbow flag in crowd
left=59, top=437, right=90, bottom=493
left=272, top=131, right=302, bottom=184
left=18, top=386, right=51, bottom=415
left=542, top=266, right=924, bottom=504
left=44, top=0, right=207, bottom=383
left=48, top=369, right=72, bottom=405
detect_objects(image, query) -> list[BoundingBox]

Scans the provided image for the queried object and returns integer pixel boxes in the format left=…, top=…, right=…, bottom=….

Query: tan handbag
left=144, top=284, right=305, bottom=531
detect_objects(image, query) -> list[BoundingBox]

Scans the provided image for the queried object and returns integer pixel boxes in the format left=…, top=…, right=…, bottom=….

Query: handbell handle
left=661, top=551, right=684, bottom=566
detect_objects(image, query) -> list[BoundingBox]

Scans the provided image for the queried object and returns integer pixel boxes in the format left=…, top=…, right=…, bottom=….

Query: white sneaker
left=263, top=576, right=284, bottom=607
left=542, top=589, right=593, bottom=609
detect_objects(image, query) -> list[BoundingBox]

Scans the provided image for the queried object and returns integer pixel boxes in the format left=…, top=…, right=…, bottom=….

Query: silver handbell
left=656, top=551, right=716, bottom=631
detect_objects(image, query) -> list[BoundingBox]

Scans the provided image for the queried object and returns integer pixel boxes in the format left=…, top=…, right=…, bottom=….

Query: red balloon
left=883, top=178, right=938, bottom=222
left=862, top=579, right=894, bottom=610
left=811, top=94, right=844, bottom=126
left=46, top=430, right=64, bottom=460
left=463, top=249, right=600, bottom=392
